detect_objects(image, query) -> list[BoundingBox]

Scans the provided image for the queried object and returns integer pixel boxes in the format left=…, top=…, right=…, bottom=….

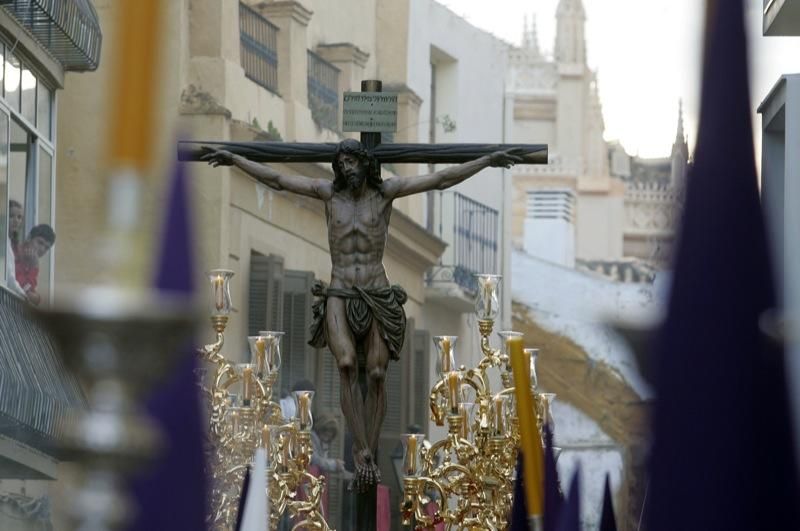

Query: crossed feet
left=352, top=448, right=381, bottom=493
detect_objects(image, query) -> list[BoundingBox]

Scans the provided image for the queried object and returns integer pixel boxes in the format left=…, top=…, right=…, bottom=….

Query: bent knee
left=337, top=354, right=356, bottom=374
left=368, top=366, right=386, bottom=384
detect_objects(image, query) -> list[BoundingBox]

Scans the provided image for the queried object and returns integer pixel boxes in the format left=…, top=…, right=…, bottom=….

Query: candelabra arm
left=463, top=367, right=488, bottom=396
left=416, top=476, right=448, bottom=523
left=429, top=379, right=446, bottom=425
left=214, top=364, right=239, bottom=390
left=198, top=331, right=226, bottom=364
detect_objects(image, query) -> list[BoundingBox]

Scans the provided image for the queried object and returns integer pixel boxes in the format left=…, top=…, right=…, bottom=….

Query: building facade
left=0, top=1, right=101, bottom=529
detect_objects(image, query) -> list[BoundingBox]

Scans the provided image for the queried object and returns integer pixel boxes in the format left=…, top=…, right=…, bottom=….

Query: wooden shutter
left=377, top=318, right=414, bottom=529
left=248, top=252, right=284, bottom=336
left=411, top=329, right=431, bottom=436
left=279, top=269, right=315, bottom=393
left=316, top=349, right=345, bottom=529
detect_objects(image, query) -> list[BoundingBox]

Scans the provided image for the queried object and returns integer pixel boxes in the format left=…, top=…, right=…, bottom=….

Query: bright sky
left=437, top=0, right=800, bottom=159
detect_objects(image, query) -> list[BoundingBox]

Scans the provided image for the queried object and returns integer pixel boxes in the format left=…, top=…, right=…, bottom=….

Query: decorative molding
left=315, top=42, right=370, bottom=68
left=257, top=0, right=313, bottom=26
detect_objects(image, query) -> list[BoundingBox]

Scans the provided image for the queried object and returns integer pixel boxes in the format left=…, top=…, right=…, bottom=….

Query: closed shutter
left=412, top=329, right=431, bottom=436
left=248, top=252, right=284, bottom=336
left=279, top=269, right=315, bottom=393
left=377, top=318, right=413, bottom=529
left=317, top=349, right=344, bottom=529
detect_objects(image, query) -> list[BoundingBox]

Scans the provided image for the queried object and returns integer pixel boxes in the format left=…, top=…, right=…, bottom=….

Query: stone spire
left=555, top=0, right=586, bottom=64
left=670, top=99, right=689, bottom=186
left=522, top=14, right=541, bottom=57
left=675, top=99, right=686, bottom=144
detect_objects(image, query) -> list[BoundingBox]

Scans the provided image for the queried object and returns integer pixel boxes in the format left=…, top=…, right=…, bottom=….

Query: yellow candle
left=109, top=0, right=162, bottom=169
left=441, top=337, right=452, bottom=372
left=255, top=337, right=266, bottom=375
left=213, top=276, right=224, bottom=312
left=493, top=397, right=506, bottom=435
left=242, top=367, right=253, bottom=404
left=281, top=433, right=291, bottom=465
left=231, top=410, right=240, bottom=434
left=447, top=372, right=461, bottom=414
left=406, top=436, right=418, bottom=475
left=484, top=283, right=492, bottom=317
left=509, top=337, right=544, bottom=518
left=298, top=392, right=310, bottom=427
left=459, top=403, right=470, bottom=439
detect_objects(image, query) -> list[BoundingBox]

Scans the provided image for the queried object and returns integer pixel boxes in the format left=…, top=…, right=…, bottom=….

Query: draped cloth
left=308, top=280, right=408, bottom=360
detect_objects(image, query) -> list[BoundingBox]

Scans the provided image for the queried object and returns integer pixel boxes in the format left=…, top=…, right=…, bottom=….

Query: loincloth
left=308, top=280, right=408, bottom=361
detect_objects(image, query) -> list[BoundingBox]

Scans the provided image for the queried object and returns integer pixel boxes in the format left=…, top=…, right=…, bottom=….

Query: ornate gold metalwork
left=401, top=274, right=555, bottom=531
left=197, top=271, right=332, bottom=531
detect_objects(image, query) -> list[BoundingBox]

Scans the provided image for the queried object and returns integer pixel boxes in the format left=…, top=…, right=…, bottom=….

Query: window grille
left=307, top=50, right=340, bottom=130
left=239, top=2, right=279, bottom=93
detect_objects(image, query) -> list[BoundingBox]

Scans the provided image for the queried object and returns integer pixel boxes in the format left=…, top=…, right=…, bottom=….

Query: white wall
left=575, top=193, right=624, bottom=260
left=512, top=249, right=660, bottom=399
left=552, top=400, right=623, bottom=530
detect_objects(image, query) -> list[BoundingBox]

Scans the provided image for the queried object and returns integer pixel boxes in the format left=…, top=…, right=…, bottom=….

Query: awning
left=0, top=287, right=85, bottom=459
left=0, top=0, right=102, bottom=71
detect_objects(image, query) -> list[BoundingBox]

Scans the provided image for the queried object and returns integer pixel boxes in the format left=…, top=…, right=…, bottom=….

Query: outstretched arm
left=383, top=150, right=522, bottom=199
left=201, top=147, right=333, bottom=200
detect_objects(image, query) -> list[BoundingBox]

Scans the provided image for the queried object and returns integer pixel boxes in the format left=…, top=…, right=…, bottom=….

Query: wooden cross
left=178, top=80, right=547, bottom=167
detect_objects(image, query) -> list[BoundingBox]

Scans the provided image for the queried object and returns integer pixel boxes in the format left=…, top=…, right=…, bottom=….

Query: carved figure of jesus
left=202, top=139, right=520, bottom=491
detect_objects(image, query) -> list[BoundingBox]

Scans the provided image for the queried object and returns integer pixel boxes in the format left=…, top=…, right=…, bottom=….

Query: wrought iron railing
left=427, top=192, right=499, bottom=294
left=307, top=50, right=340, bottom=130
left=0, top=0, right=102, bottom=71
left=239, top=2, right=279, bottom=93
left=0, top=286, right=85, bottom=454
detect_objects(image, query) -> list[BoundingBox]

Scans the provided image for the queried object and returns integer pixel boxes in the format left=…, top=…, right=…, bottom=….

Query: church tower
left=670, top=100, right=689, bottom=187
left=554, top=0, right=589, bottom=168
left=555, top=0, right=586, bottom=65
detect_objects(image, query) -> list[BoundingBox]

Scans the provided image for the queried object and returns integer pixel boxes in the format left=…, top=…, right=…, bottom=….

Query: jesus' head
left=332, top=139, right=382, bottom=194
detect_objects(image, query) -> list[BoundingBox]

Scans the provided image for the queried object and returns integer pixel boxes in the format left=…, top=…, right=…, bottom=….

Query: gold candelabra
left=197, top=269, right=333, bottom=531
left=400, top=274, right=557, bottom=530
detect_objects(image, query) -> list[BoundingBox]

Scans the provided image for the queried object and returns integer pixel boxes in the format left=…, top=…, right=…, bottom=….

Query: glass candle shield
left=524, top=348, right=540, bottom=390
left=257, top=331, right=284, bottom=374
left=236, top=363, right=256, bottom=407
left=401, top=434, right=426, bottom=477
left=293, top=390, right=315, bottom=431
left=207, top=269, right=234, bottom=316
left=492, top=394, right=511, bottom=437
left=446, top=371, right=462, bottom=414
left=475, top=274, right=502, bottom=320
left=540, top=392, right=557, bottom=431
left=433, top=336, right=458, bottom=378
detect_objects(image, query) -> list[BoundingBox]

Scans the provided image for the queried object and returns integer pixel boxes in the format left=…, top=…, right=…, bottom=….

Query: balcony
left=426, top=192, right=499, bottom=311
left=0, top=0, right=102, bottom=71
left=0, top=288, right=85, bottom=478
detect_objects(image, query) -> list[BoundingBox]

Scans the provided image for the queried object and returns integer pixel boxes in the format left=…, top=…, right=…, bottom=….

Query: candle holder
left=33, top=287, right=197, bottom=531
left=400, top=273, right=558, bottom=530
left=198, top=272, right=331, bottom=531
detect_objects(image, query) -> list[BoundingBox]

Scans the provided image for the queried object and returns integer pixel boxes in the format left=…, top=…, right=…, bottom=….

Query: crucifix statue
left=180, top=79, right=546, bottom=523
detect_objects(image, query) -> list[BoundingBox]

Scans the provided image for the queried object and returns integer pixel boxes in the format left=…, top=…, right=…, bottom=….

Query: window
left=0, top=45, right=56, bottom=304
left=239, top=3, right=279, bottom=93
left=307, top=50, right=340, bottom=130
left=0, top=111, right=7, bottom=282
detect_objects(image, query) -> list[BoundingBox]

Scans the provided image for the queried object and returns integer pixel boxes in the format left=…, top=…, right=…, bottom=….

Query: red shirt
left=15, top=256, right=38, bottom=292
